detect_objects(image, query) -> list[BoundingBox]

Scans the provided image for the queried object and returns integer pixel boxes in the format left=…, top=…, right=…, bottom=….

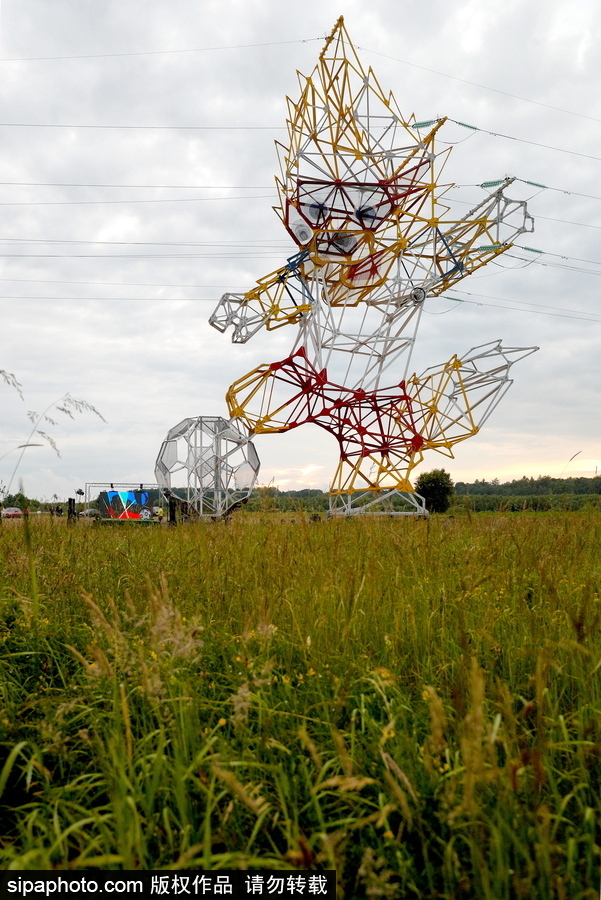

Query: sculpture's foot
left=327, top=488, right=428, bottom=517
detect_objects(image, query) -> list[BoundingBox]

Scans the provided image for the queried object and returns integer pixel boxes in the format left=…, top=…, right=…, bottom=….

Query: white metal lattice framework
left=206, top=17, right=537, bottom=516
left=155, top=416, right=260, bottom=517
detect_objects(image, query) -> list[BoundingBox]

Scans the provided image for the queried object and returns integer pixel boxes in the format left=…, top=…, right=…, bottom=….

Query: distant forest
left=454, top=475, right=601, bottom=496
left=259, top=476, right=601, bottom=497
left=245, top=478, right=601, bottom=513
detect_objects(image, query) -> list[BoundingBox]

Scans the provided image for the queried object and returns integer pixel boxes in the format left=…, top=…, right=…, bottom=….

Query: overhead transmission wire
left=0, top=238, right=597, bottom=275
left=0, top=276, right=596, bottom=318
left=0, top=186, right=599, bottom=271
left=0, top=32, right=595, bottom=130
left=0, top=177, right=598, bottom=202
left=457, top=178, right=601, bottom=206
left=0, top=167, right=598, bottom=241
left=412, top=117, right=601, bottom=165
left=0, top=252, right=286, bottom=259
left=0, top=194, right=275, bottom=206
left=0, top=237, right=290, bottom=247
left=0, top=241, right=598, bottom=313
left=0, top=277, right=249, bottom=288
left=440, top=291, right=601, bottom=324
left=0, top=39, right=596, bottom=164
left=0, top=245, right=597, bottom=270
left=0, top=113, right=594, bottom=165
left=446, top=287, right=601, bottom=320
left=0, top=117, right=591, bottom=165
left=0, top=181, right=274, bottom=188
left=0, top=37, right=322, bottom=63
left=0, top=218, right=599, bottom=274
left=0, top=175, right=597, bottom=207
left=1, top=288, right=600, bottom=324
left=0, top=294, right=230, bottom=301
left=0, top=122, right=285, bottom=130
left=357, top=44, right=601, bottom=126
left=506, top=252, right=601, bottom=278
left=0, top=117, right=594, bottom=173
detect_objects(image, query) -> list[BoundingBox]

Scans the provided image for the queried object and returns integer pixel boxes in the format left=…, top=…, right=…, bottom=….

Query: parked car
left=79, top=508, right=101, bottom=519
left=1, top=507, right=22, bottom=518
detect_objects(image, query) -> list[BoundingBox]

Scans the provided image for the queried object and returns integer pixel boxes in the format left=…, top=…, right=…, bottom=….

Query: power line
left=0, top=181, right=274, bottom=189
left=0, top=194, right=274, bottom=206
left=0, top=116, right=594, bottom=170
left=2, top=34, right=595, bottom=141
left=0, top=277, right=250, bottom=288
left=446, top=118, right=601, bottom=165
left=358, top=45, right=601, bottom=126
left=0, top=294, right=220, bottom=301
left=506, top=253, right=601, bottom=278
left=514, top=179, right=601, bottom=204
left=0, top=37, right=322, bottom=63
left=412, top=117, right=601, bottom=165
left=444, top=292, right=601, bottom=323
left=0, top=118, right=594, bottom=173
left=0, top=236, right=291, bottom=247
left=2, top=287, right=600, bottom=321
left=0, top=176, right=595, bottom=200
left=0, top=122, right=283, bottom=130
left=0, top=242, right=598, bottom=272
left=514, top=246, right=601, bottom=268
left=0, top=252, right=284, bottom=259
left=456, top=179, right=601, bottom=204
left=521, top=213, right=601, bottom=232
left=450, top=287, right=601, bottom=320
left=456, top=298, right=601, bottom=323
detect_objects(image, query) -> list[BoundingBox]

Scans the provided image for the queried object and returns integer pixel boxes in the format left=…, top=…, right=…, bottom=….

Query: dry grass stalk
left=460, top=657, right=486, bottom=813
left=212, top=764, right=268, bottom=817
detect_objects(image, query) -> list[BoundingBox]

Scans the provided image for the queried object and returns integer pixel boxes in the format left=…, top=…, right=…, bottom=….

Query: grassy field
left=0, top=511, right=600, bottom=898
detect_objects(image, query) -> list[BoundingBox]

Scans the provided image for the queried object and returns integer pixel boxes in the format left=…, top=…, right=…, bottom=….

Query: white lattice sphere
left=155, top=416, right=260, bottom=516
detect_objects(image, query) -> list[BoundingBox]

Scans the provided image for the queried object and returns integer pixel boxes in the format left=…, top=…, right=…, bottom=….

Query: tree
left=414, top=469, right=454, bottom=513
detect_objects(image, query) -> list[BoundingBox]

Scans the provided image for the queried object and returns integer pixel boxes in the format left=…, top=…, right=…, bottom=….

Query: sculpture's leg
left=323, top=387, right=425, bottom=515
left=223, top=342, right=536, bottom=516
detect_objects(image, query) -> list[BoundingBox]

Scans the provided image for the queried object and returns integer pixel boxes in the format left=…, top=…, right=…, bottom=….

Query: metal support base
left=328, top=489, right=428, bottom=517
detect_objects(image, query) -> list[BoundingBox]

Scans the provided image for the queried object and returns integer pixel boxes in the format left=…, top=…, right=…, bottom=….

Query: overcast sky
left=0, top=0, right=600, bottom=500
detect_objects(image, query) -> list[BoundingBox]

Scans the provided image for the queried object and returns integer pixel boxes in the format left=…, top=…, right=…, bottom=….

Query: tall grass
left=0, top=512, right=599, bottom=897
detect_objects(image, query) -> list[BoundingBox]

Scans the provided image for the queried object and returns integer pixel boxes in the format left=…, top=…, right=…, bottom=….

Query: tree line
left=454, top=475, right=601, bottom=496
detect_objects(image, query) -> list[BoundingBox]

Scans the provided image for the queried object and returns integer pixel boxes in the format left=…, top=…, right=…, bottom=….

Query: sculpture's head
left=275, top=17, right=441, bottom=292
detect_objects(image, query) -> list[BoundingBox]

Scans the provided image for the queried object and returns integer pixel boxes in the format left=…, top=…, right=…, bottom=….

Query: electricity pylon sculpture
left=208, top=17, right=537, bottom=515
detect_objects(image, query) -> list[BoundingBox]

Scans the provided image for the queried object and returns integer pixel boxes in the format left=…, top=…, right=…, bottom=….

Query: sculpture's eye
left=307, top=202, right=329, bottom=222
left=291, top=221, right=313, bottom=244
left=332, top=232, right=357, bottom=254
left=356, top=205, right=377, bottom=225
